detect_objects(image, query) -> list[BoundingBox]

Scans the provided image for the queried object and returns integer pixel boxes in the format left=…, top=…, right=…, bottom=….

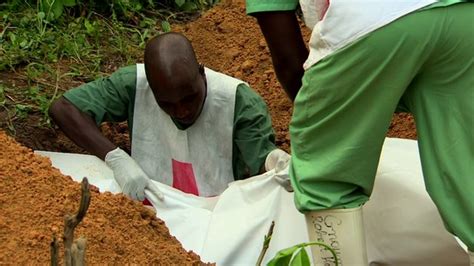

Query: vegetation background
left=0, top=0, right=215, bottom=132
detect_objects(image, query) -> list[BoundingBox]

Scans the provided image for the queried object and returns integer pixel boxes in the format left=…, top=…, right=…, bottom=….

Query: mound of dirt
left=0, top=131, right=208, bottom=264
left=176, top=2, right=293, bottom=151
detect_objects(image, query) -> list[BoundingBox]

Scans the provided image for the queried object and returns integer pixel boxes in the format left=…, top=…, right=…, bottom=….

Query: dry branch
left=71, top=238, right=87, bottom=265
left=50, top=234, right=59, bottom=266
left=64, top=178, right=91, bottom=266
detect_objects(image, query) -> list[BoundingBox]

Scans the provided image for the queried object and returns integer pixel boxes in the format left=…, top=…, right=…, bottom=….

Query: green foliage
left=267, top=242, right=339, bottom=266
left=38, top=0, right=74, bottom=20
left=161, top=20, right=171, bottom=32
left=0, top=0, right=218, bottom=131
left=4, top=0, right=217, bottom=21
left=0, top=85, right=6, bottom=106
left=160, top=0, right=217, bottom=12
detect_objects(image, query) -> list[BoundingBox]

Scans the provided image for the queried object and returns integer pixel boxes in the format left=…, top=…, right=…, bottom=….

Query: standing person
left=246, top=0, right=473, bottom=264
left=49, top=32, right=290, bottom=201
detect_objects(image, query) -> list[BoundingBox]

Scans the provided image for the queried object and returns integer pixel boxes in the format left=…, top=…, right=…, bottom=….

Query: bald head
left=143, top=32, right=207, bottom=126
left=144, top=32, right=200, bottom=82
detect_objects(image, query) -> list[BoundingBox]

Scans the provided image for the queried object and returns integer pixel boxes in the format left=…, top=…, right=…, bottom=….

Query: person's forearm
left=255, top=11, right=308, bottom=101
left=49, top=97, right=116, bottom=160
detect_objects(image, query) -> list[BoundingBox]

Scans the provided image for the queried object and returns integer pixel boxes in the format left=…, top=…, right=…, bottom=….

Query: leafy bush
left=4, top=0, right=217, bottom=21
left=0, top=0, right=218, bottom=129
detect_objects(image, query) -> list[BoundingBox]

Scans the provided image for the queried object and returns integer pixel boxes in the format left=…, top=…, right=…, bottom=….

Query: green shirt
left=63, top=65, right=276, bottom=180
left=245, top=0, right=467, bottom=14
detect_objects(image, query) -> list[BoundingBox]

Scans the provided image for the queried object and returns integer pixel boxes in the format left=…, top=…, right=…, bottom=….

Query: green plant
left=174, top=0, right=217, bottom=11
left=257, top=221, right=339, bottom=266
left=38, top=0, right=77, bottom=21
left=267, top=242, right=339, bottom=266
left=161, top=20, right=172, bottom=33
left=1, top=0, right=218, bottom=134
left=0, top=84, right=6, bottom=106
left=14, top=104, right=32, bottom=120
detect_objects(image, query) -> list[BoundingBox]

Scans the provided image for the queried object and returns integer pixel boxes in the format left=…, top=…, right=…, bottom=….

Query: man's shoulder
left=235, top=83, right=267, bottom=109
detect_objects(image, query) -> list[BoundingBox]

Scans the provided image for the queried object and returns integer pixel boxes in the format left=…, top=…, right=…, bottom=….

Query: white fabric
left=132, top=64, right=239, bottom=196
left=34, top=151, right=122, bottom=194
left=299, top=0, right=327, bottom=29
left=36, top=138, right=469, bottom=265
left=299, top=0, right=436, bottom=70
left=306, top=207, right=368, bottom=265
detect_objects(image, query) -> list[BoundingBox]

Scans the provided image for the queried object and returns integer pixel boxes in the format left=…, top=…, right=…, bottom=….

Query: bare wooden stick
left=64, top=178, right=91, bottom=266
left=50, top=234, right=59, bottom=266
left=256, top=221, right=275, bottom=266
left=71, top=238, right=87, bottom=265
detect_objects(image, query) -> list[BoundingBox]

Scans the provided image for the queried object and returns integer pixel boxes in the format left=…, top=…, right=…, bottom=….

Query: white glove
left=145, top=181, right=165, bottom=202
left=105, top=147, right=156, bottom=201
left=265, top=149, right=293, bottom=192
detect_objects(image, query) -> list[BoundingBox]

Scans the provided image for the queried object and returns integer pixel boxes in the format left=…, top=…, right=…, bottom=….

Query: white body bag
left=37, top=138, right=469, bottom=265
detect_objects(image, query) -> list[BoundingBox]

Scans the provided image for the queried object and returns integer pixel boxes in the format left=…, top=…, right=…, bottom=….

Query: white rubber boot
left=305, top=206, right=368, bottom=266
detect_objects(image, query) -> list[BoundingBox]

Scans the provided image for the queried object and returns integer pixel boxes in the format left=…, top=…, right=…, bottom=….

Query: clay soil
left=0, top=0, right=417, bottom=264
left=0, top=131, right=209, bottom=264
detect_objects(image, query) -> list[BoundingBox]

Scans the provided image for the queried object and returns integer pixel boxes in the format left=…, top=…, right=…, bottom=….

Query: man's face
left=149, top=65, right=207, bottom=126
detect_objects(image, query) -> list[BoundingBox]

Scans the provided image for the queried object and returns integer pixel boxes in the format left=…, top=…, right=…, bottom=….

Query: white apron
left=300, top=0, right=437, bottom=69
left=131, top=64, right=241, bottom=197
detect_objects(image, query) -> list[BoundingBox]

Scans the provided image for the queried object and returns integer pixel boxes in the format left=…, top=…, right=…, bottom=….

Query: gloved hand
left=265, top=149, right=293, bottom=192
left=105, top=147, right=152, bottom=201
left=145, top=181, right=165, bottom=202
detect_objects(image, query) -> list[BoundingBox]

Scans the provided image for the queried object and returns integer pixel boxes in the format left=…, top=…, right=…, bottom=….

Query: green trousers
left=290, top=3, right=474, bottom=250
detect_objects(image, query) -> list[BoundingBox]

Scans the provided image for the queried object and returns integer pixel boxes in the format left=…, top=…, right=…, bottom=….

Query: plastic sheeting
left=36, top=138, right=469, bottom=265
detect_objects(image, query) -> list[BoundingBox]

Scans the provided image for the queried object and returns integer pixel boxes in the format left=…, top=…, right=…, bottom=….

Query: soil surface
left=0, top=131, right=209, bottom=264
left=0, top=0, right=416, bottom=154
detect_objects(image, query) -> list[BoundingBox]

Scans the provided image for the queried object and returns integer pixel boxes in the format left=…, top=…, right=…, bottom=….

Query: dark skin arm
left=48, top=97, right=116, bottom=160
left=253, top=11, right=309, bottom=101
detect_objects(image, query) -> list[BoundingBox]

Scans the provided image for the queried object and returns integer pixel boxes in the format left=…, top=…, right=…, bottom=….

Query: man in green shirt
left=247, top=0, right=473, bottom=264
left=49, top=32, right=290, bottom=202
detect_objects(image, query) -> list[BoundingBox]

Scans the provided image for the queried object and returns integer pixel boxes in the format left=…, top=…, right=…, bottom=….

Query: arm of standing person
left=247, top=0, right=308, bottom=101
left=232, top=84, right=278, bottom=180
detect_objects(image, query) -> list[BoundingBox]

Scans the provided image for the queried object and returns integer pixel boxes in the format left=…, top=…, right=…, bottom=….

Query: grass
left=0, top=1, right=181, bottom=134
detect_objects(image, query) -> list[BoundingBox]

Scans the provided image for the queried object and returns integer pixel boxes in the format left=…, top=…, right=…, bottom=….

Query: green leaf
left=175, top=0, right=185, bottom=7
left=267, top=242, right=339, bottom=266
left=0, top=85, right=6, bottom=106
left=181, top=1, right=198, bottom=11
left=37, top=12, right=46, bottom=20
left=50, top=0, right=64, bottom=19
left=161, top=20, right=171, bottom=33
left=8, top=32, right=16, bottom=44
left=290, top=248, right=310, bottom=266
left=40, top=0, right=64, bottom=20
left=84, top=19, right=95, bottom=35
left=62, top=0, right=76, bottom=7
left=19, top=40, right=28, bottom=48
left=267, top=245, right=300, bottom=266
